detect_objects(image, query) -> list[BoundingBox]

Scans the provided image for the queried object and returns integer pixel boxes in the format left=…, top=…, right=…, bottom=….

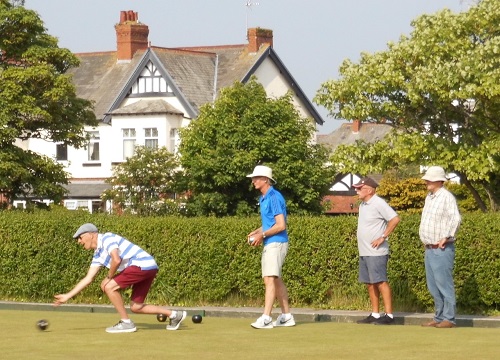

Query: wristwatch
left=262, top=232, right=266, bottom=239
left=382, top=234, right=388, bottom=240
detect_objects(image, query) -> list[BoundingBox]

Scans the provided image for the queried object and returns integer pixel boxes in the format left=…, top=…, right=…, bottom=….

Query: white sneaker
left=166, top=311, right=187, bottom=331
left=105, top=320, right=137, bottom=333
left=251, top=315, right=273, bottom=329
left=273, top=314, right=296, bottom=327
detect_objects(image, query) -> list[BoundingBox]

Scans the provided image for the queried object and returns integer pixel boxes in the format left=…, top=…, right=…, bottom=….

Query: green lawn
left=1, top=309, right=498, bottom=360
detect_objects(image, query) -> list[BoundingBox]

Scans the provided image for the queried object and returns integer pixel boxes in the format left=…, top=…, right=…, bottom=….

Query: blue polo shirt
left=260, top=186, right=288, bottom=245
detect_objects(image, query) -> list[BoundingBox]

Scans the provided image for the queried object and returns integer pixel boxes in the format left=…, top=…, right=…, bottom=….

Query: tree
left=315, top=0, right=500, bottom=211
left=0, top=1, right=97, bottom=204
left=179, top=78, right=334, bottom=216
left=102, top=146, right=184, bottom=216
left=329, top=132, right=494, bottom=211
left=0, top=145, right=68, bottom=205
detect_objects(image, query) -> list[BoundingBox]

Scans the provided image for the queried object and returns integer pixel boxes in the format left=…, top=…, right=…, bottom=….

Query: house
left=317, top=120, right=393, bottom=214
left=14, top=10, right=324, bottom=212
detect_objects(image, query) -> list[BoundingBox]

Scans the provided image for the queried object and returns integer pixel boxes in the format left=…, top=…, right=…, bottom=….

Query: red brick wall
left=322, top=194, right=359, bottom=214
left=247, top=28, right=273, bottom=52
left=115, top=11, right=149, bottom=61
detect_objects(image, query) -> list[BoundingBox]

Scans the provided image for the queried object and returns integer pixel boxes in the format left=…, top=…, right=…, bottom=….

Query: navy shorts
left=358, top=255, right=388, bottom=284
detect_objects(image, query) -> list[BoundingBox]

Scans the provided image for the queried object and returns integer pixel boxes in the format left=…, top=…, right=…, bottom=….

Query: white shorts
left=261, top=242, right=289, bottom=277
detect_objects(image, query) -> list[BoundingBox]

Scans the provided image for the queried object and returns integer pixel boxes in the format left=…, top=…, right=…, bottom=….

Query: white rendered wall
left=253, top=57, right=314, bottom=123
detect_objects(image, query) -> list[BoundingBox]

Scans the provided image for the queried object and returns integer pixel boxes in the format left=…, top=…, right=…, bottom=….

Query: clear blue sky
left=24, top=0, right=466, bottom=134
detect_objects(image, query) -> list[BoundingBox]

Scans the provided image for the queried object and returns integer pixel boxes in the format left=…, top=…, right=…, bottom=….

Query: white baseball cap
left=246, top=165, right=275, bottom=183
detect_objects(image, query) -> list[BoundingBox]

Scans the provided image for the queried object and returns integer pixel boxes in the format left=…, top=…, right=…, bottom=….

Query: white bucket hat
left=421, top=166, right=448, bottom=182
left=246, top=165, right=276, bottom=183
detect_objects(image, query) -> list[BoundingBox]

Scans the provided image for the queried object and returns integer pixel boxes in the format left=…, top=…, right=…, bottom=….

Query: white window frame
left=170, top=128, right=179, bottom=154
left=144, top=127, right=158, bottom=149
left=64, top=200, right=77, bottom=210
left=130, top=61, right=170, bottom=95
left=122, top=128, right=136, bottom=159
left=87, top=131, right=100, bottom=161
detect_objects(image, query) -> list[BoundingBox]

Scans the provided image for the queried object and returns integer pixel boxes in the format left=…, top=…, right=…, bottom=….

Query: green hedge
left=0, top=209, right=498, bottom=315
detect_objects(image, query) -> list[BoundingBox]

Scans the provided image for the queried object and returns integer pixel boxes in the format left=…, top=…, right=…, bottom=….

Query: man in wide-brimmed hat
left=246, top=165, right=295, bottom=329
left=419, top=166, right=461, bottom=328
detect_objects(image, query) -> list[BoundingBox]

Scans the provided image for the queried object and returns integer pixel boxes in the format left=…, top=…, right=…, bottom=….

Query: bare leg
left=275, top=277, right=290, bottom=314
left=130, top=302, right=173, bottom=316
left=378, top=281, right=393, bottom=314
left=263, top=276, right=276, bottom=316
left=103, top=280, right=174, bottom=318
left=366, top=283, right=380, bottom=314
left=103, top=281, right=128, bottom=319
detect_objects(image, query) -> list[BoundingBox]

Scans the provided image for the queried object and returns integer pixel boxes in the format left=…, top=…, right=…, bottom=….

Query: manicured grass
left=1, top=309, right=498, bottom=359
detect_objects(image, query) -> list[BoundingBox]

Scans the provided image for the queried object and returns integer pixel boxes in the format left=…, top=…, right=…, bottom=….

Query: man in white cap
left=54, top=223, right=187, bottom=333
left=419, top=166, right=461, bottom=328
left=246, top=165, right=295, bottom=329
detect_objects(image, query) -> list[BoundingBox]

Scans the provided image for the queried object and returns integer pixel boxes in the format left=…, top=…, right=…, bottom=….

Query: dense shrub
left=0, top=210, right=498, bottom=315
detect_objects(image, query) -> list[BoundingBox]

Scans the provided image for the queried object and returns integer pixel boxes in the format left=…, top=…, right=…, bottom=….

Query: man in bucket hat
left=419, top=166, right=461, bottom=328
left=54, top=223, right=187, bottom=333
left=352, top=177, right=400, bottom=325
left=246, top=165, right=295, bottom=329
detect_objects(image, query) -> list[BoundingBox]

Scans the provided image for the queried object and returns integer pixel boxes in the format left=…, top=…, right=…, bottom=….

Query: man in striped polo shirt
left=54, top=223, right=186, bottom=333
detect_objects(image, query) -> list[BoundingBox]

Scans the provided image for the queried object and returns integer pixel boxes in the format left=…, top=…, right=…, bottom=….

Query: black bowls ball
left=192, top=314, right=203, bottom=324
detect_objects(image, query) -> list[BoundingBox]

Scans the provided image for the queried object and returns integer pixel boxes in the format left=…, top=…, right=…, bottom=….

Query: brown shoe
left=435, top=320, right=456, bottom=328
left=421, top=320, right=439, bottom=327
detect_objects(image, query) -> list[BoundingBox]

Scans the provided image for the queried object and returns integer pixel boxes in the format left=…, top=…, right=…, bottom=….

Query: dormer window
left=129, top=61, right=172, bottom=96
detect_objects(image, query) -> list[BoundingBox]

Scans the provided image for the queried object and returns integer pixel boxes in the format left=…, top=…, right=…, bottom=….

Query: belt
left=425, top=244, right=441, bottom=249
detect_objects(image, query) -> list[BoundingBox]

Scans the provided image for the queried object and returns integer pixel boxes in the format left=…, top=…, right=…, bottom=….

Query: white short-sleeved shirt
left=357, top=195, right=398, bottom=256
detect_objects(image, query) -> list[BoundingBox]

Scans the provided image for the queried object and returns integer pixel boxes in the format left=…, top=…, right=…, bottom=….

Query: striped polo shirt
left=91, top=232, right=158, bottom=271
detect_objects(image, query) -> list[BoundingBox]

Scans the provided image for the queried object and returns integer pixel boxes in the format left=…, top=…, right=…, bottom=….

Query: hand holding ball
left=192, top=314, right=202, bottom=324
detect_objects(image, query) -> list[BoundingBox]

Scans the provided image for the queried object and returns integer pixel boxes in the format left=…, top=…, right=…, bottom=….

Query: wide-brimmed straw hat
left=246, top=165, right=275, bottom=183
left=421, top=166, right=448, bottom=182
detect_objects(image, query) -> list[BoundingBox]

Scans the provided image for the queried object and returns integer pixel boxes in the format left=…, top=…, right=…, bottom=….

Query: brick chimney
left=247, top=28, right=273, bottom=53
left=352, top=119, right=361, bottom=133
left=115, top=10, right=149, bottom=62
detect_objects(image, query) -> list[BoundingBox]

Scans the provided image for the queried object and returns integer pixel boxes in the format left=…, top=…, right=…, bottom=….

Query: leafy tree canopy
left=0, top=1, right=97, bottom=204
left=179, top=78, right=334, bottom=216
left=0, top=144, right=68, bottom=204
left=315, top=0, right=499, bottom=211
left=102, top=146, right=184, bottom=216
